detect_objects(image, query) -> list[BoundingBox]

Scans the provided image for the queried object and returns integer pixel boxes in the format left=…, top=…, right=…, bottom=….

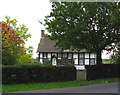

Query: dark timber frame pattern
left=38, top=52, right=96, bottom=65
left=37, top=36, right=96, bottom=65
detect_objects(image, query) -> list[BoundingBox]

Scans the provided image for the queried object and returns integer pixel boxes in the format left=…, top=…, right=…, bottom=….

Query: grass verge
left=2, top=78, right=120, bottom=93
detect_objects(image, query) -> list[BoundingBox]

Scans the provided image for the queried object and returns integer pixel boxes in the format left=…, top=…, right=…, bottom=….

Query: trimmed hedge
left=2, top=66, right=76, bottom=84
left=85, top=64, right=119, bottom=80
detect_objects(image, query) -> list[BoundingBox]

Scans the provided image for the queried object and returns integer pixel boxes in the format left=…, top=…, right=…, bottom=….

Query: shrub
left=43, top=60, right=52, bottom=66
left=2, top=53, right=17, bottom=65
left=2, top=65, right=76, bottom=84
left=85, top=64, right=119, bottom=80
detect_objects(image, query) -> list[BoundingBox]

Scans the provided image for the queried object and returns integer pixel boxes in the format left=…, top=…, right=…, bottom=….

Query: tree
left=1, top=22, right=24, bottom=65
left=17, top=46, right=34, bottom=64
left=1, top=16, right=33, bottom=65
left=42, top=2, right=120, bottom=65
left=111, top=42, right=120, bottom=64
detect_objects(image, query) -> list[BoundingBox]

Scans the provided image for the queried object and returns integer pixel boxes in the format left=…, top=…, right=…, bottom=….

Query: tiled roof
left=37, top=37, right=87, bottom=53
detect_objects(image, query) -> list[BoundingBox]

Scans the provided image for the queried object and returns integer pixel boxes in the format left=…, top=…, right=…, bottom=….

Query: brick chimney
left=41, top=30, right=45, bottom=38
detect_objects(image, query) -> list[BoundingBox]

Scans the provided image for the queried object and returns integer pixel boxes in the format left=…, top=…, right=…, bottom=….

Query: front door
left=52, top=57, right=57, bottom=65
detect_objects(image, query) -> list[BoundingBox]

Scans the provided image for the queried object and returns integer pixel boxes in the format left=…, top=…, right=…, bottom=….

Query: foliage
left=16, top=59, right=52, bottom=66
left=43, top=60, right=52, bottom=66
left=111, top=54, right=120, bottom=64
left=1, top=16, right=33, bottom=65
left=1, top=22, right=24, bottom=65
left=16, top=46, right=34, bottom=64
left=64, top=58, right=74, bottom=66
left=102, top=59, right=113, bottom=64
left=85, top=64, right=119, bottom=80
left=1, top=22, right=24, bottom=52
left=2, top=66, right=76, bottom=84
left=4, top=16, right=31, bottom=42
left=42, top=2, right=120, bottom=65
left=110, top=42, right=120, bottom=64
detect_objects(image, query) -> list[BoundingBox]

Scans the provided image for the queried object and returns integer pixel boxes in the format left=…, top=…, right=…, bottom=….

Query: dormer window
left=64, top=49, right=69, bottom=52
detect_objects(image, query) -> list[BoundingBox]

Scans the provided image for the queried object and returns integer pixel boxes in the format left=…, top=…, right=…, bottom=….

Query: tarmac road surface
left=10, top=82, right=119, bottom=93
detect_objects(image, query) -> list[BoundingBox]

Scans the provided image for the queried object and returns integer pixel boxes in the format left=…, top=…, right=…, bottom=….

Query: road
left=11, top=82, right=119, bottom=93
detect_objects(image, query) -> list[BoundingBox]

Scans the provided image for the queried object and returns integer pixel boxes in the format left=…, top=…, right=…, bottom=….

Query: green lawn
left=2, top=78, right=119, bottom=93
left=102, top=59, right=112, bottom=64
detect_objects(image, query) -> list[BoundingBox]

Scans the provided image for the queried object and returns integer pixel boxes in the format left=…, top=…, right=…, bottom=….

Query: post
left=38, top=52, right=40, bottom=62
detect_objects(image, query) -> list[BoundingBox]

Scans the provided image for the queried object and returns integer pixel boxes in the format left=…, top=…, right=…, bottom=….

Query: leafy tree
left=17, top=46, right=34, bottom=64
left=43, top=2, right=120, bottom=65
left=1, top=16, right=33, bottom=65
left=1, top=22, right=24, bottom=65
left=111, top=42, right=120, bottom=64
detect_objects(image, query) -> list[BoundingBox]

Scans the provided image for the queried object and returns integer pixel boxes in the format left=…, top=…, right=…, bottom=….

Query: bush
left=2, top=53, right=17, bottom=65
left=85, top=64, right=119, bottom=80
left=43, top=60, right=52, bottom=66
left=2, top=65, right=76, bottom=84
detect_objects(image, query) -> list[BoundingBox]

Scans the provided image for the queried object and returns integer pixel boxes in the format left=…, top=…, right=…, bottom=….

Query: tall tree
left=43, top=2, right=120, bottom=65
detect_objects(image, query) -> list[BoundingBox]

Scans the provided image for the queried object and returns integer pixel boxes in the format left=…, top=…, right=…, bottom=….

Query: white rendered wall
left=40, top=59, right=43, bottom=64
left=40, top=53, right=42, bottom=58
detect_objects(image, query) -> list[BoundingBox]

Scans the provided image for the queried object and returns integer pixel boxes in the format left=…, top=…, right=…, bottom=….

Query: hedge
left=85, top=64, right=119, bottom=80
left=2, top=65, right=76, bottom=84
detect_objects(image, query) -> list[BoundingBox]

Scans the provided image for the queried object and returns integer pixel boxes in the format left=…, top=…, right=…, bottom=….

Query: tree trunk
left=96, top=50, right=102, bottom=65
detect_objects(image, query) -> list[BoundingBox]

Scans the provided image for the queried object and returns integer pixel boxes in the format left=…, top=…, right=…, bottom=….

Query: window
left=79, top=59, right=84, bottom=65
left=68, top=53, right=72, bottom=59
left=73, top=53, right=78, bottom=58
left=44, top=58, right=51, bottom=64
left=58, top=53, right=62, bottom=58
left=79, top=53, right=83, bottom=58
left=63, top=53, right=67, bottom=58
left=90, top=58, right=95, bottom=65
left=85, top=59, right=89, bottom=65
left=90, top=53, right=95, bottom=58
left=85, top=53, right=89, bottom=58
left=68, top=59, right=72, bottom=63
left=78, top=53, right=84, bottom=65
left=43, top=53, right=48, bottom=58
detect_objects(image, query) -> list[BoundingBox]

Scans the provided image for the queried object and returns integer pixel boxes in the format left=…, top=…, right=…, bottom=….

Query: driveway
left=10, top=82, right=119, bottom=93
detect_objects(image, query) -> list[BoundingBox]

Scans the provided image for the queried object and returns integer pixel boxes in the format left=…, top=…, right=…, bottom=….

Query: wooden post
left=38, top=52, right=40, bottom=62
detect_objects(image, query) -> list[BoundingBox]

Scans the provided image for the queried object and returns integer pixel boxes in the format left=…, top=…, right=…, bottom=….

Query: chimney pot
left=41, top=30, right=45, bottom=38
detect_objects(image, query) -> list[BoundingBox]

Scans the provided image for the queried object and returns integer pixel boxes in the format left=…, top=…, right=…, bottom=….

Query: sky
left=0, top=0, right=111, bottom=59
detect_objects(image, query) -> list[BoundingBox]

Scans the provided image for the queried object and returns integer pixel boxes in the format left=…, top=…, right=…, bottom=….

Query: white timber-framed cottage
left=37, top=30, right=97, bottom=69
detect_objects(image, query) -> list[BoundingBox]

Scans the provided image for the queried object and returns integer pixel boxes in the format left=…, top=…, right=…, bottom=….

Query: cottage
left=37, top=30, right=97, bottom=69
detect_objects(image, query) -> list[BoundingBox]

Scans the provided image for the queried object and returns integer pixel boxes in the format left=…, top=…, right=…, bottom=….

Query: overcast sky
left=0, top=0, right=52, bottom=58
left=0, top=0, right=111, bottom=59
